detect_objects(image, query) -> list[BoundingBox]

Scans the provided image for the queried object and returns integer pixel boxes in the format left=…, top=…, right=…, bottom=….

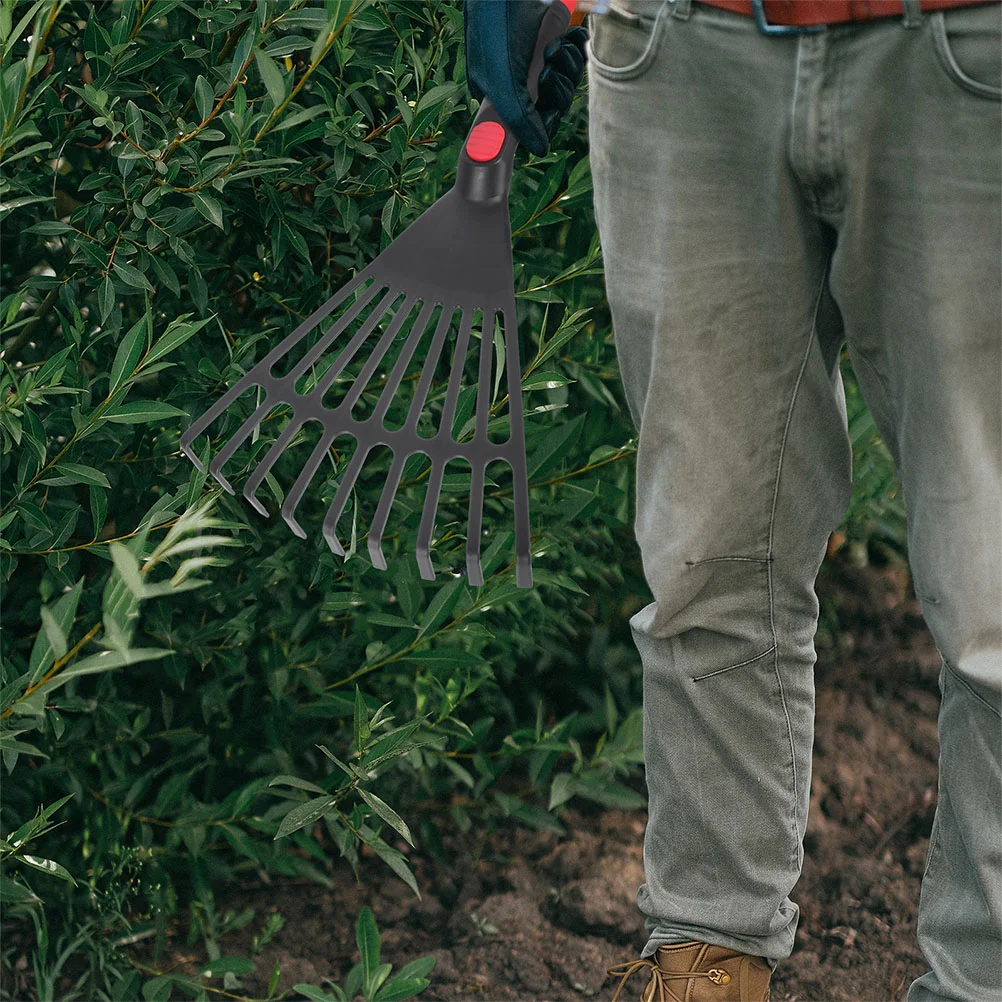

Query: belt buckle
left=751, top=0, right=827, bottom=35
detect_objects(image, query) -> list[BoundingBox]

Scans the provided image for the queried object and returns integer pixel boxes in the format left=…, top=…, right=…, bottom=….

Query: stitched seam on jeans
left=685, top=555, right=771, bottom=566
left=691, top=643, right=777, bottom=681
left=943, top=655, right=1001, bottom=718
left=768, top=274, right=829, bottom=875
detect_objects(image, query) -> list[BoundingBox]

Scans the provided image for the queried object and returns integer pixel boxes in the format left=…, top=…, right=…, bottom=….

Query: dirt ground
left=132, top=557, right=944, bottom=1002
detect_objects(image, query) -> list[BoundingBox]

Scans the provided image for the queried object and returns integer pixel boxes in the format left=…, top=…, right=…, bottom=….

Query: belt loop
left=901, top=0, right=923, bottom=27
left=670, top=0, right=692, bottom=21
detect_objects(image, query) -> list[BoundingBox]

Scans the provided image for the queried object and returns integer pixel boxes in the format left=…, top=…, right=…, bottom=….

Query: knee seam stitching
left=691, top=643, right=777, bottom=681
left=768, top=272, right=829, bottom=875
left=685, top=555, right=771, bottom=566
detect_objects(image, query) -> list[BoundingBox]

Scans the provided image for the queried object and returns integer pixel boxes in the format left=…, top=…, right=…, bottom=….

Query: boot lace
left=606, top=956, right=732, bottom=1002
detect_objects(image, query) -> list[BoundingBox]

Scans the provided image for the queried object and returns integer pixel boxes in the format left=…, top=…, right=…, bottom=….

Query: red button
left=465, top=121, right=506, bottom=163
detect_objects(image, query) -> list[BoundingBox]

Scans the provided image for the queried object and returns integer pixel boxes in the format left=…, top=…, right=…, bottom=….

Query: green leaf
left=110, top=542, right=144, bottom=597
left=292, top=987, right=340, bottom=1002
left=267, top=774, right=326, bottom=795
left=373, top=976, right=432, bottom=1002
left=141, top=976, right=173, bottom=1002
left=41, top=463, right=111, bottom=488
left=58, top=647, right=168, bottom=679
left=16, top=855, right=77, bottom=885
left=193, top=75, right=213, bottom=121
left=274, top=795, right=336, bottom=839
left=193, top=191, right=223, bottom=229
left=112, top=260, right=153, bottom=291
left=144, top=316, right=212, bottom=365
left=39, top=607, right=67, bottom=661
left=365, top=836, right=420, bottom=898
left=522, top=369, right=570, bottom=391
left=99, top=275, right=116, bottom=322
left=28, top=578, right=83, bottom=683
left=103, top=401, right=188, bottom=424
left=353, top=684, right=369, bottom=752
left=200, top=957, right=254, bottom=979
left=109, top=316, right=147, bottom=395
left=356, top=906, right=380, bottom=985
left=357, top=789, right=413, bottom=846
left=255, top=48, right=286, bottom=108
left=0, top=875, right=40, bottom=905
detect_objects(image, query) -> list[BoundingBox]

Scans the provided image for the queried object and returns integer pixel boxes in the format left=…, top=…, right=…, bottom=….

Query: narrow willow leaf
left=143, top=316, right=211, bottom=366
left=103, top=401, right=188, bottom=424
left=357, top=788, right=413, bottom=846
left=109, top=316, right=148, bottom=395
left=98, top=275, right=116, bottom=322
left=193, top=75, right=213, bottom=122
left=193, top=192, right=223, bottom=229
left=110, top=542, right=144, bottom=598
left=112, top=260, right=153, bottom=291
left=267, top=774, right=326, bottom=795
left=255, top=48, right=286, bottom=108
left=273, top=795, right=336, bottom=839
left=28, top=578, right=82, bottom=684
left=356, top=905, right=380, bottom=984
left=0, top=875, right=40, bottom=905
left=58, top=647, right=167, bottom=679
left=17, top=855, right=77, bottom=885
left=40, top=463, right=110, bottom=488
left=366, top=837, right=420, bottom=898
left=38, top=608, right=67, bottom=661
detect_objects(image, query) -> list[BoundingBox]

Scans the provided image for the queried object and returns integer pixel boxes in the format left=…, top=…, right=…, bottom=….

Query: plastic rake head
left=179, top=0, right=577, bottom=591
left=180, top=187, right=533, bottom=589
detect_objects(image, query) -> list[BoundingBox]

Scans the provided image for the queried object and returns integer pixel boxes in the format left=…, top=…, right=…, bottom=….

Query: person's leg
left=587, top=0, right=853, bottom=968
left=824, top=5, right=1002, bottom=998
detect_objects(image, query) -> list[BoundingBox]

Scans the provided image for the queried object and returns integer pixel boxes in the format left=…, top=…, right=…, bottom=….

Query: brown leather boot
left=606, top=940, right=773, bottom=1001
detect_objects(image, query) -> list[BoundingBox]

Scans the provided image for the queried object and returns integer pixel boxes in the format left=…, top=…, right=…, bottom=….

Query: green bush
left=0, top=1, right=903, bottom=999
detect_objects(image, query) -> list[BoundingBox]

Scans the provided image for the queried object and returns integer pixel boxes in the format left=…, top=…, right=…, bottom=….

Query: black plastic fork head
left=179, top=0, right=574, bottom=590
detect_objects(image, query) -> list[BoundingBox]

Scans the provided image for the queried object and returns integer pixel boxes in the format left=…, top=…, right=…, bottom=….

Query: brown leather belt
left=696, top=0, right=997, bottom=28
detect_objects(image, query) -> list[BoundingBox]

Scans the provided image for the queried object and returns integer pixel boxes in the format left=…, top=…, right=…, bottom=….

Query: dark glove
left=463, top=0, right=588, bottom=157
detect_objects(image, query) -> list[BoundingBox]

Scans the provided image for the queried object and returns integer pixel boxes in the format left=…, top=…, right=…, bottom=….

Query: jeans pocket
left=929, top=5, right=1002, bottom=100
left=587, top=0, right=670, bottom=81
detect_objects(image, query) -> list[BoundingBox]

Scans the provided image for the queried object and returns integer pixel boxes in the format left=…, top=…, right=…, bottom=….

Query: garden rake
left=180, top=0, right=577, bottom=590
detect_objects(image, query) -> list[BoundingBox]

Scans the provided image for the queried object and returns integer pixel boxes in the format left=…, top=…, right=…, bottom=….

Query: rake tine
left=465, top=459, right=486, bottom=587
left=180, top=380, right=258, bottom=472
left=317, top=293, right=420, bottom=412
left=366, top=300, right=444, bottom=570
left=288, top=281, right=392, bottom=386
left=461, top=307, right=496, bottom=587
left=368, top=451, right=407, bottom=571
left=400, top=306, right=457, bottom=433
left=242, top=416, right=304, bottom=516
left=439, top=309, right=477, bottom=439
left=416, top=457, right=446, bottom=582
left=321, top=444, right=372, bottom=557
left=280, top=427, right=337, bottom=538
left=414, top=309, right=475, bottom=581
left=207, top=399, right=273, bottom=494
left=180, top=275, right=373, bottom=470
left=504, top=305, right=533, bottom=589
left=359, top=298, right=436, bottom=419
left=258, top=271, right=372, bottom=374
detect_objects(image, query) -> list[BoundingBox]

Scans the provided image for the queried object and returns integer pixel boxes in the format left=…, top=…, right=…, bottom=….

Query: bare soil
left=141, top=558, right=943, bottom=1002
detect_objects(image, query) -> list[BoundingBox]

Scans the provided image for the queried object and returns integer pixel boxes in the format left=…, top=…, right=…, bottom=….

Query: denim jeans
left=586, top=1, right=1002, bottom=998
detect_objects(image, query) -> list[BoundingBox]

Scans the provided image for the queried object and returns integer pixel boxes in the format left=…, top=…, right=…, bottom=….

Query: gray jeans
left=587, top=1, right=1002, bottom=998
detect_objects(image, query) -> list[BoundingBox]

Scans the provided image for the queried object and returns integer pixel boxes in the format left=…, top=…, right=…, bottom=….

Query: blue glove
left=464, top=0, right=588, bottom=157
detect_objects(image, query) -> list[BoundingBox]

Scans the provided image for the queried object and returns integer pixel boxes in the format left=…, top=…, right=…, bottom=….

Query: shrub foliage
left=0, top=1, right=903, bottom=999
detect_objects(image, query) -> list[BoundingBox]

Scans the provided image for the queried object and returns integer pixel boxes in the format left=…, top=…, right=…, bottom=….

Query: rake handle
left=456, top=0, right=575, bottom=204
